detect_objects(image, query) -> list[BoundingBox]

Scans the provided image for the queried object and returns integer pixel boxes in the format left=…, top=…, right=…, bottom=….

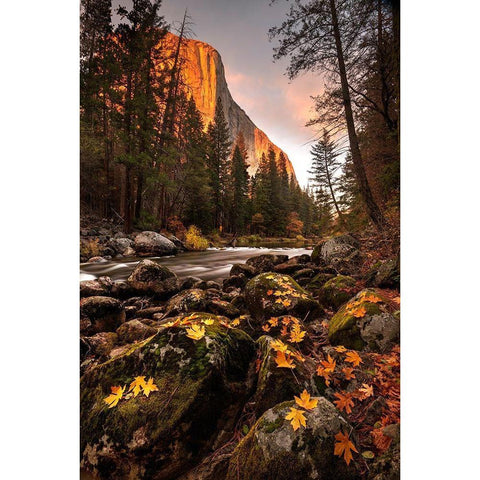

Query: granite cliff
left=166, top=32, right=297, bottom=181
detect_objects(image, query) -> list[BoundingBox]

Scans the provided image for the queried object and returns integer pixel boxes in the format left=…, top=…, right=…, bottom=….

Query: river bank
left=80, top=233, right=400, bottom=480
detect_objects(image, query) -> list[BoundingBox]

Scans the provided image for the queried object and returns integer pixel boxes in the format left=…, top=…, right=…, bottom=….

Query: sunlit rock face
left=164, top=32, right=297, bottom=181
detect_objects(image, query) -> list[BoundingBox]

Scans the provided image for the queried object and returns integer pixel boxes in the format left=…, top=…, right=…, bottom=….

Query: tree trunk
left=329, top=0, right=386, bottom=230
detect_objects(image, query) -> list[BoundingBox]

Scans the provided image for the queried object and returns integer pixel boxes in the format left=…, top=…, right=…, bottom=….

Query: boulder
left=311, top=235, right=361, bottom=274
left=83, top=332, right=118, bottom=358
left=134, top=231, right=178, bottom=257
left=244, top=272, right=322, bottom=322
left=127, top=260, right=178, bottom=297
left=207, top=299, right=240, bottom=318
left=230, top=263, right=256, bottom=278
left=135, top=306, right=165, bottom=319
left=253, top=336, right=318, bottom=416
left=116, top=319, right=158, bottom=344
left=80, top=296, right=125, bottom=334
left=328, top=289, right=400, bottom=352
left=367, top=256, right=400, bottom=290
left=246, top=254, right=289, bottom=273
left=180, top=276, right=202, bottom=290
left=225, top=398, right=357, bottom=480
left=306, top=272, right=336, bottom=292
left=223, top=274, right=247, bottom=290
left=110, top=237, right=133, bottom=255
left=80, top=276, right=113, bottom=297
left=163, top=289, right=208, bottom=317
left=87, top=256, right=107, bottom=263
left=80, top=314, right=255, bottom=479
left=317, top=275, right=359, bottom=309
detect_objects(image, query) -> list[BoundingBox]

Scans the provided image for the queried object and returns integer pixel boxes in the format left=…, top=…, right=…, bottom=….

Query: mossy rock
left=317, top=275, right=359, bottom=309
left=253, top=336, right=318, bottom=416
left=245, top=254, right=289, bottom=273
left=244, top=273, right=323, bottom=322
left=225, top=399, right=359, bottom=480
left=163, top=289, right=208, bottom=317
left=328, top=289, right=399, bottom=352
left=81, top=313, right=255, bottom=479
left=306, top=272, right=336, bottom=292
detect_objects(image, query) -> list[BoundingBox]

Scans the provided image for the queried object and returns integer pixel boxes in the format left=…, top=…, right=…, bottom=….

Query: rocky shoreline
left=80, top=234, right=400, bottom=480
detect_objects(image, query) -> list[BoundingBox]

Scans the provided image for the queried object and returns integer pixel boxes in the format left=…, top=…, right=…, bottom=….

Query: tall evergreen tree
left=309, top=129, right=346, bottom=228
left=206, top=97, right=232, bottom=230
left=229, top=142, right=250, bottom=234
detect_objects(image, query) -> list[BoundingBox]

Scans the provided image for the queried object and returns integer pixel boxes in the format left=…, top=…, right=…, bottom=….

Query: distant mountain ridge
left=165, top=32, right=297, bottom=181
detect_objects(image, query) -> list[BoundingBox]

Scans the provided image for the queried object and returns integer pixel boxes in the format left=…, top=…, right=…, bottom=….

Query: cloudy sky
left=115, top=0, right=323, bottom=186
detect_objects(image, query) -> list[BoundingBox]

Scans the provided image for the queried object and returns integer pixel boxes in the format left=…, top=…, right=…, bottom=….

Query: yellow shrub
left=80, top=238, right=101, bottom=259
left=185, top=226, right=209, bottom=251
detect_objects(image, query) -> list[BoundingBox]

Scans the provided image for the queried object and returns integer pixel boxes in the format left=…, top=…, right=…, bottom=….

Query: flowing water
left=80, top=246, right=313, bottom=283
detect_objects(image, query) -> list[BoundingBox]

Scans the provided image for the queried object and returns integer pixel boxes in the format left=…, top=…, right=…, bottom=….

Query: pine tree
left=181, top=97, right=213, bottom=230
left=309, top=129, right=346, bottom=228
left=230, top=140, right=250, bottom=234
left=206, top=97, right=232, bottom=230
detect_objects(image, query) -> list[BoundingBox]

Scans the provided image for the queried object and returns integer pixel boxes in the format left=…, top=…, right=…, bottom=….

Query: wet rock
left=123, top=246, right=136, bottom=257
left=81, top=314, right=255, bottom=480
left=367, top=256, right=400, bottom=290
left=311, top=234, right=361, bottom=274
left=253, top=336, right=318, bottom=416
left=109, top=237, right=133, bottom=255
left=80, top=276, right=113, bottom=297
left=244, top=272, right=323, bottom=322
left=164, top=289, right=208, bottom=317
left=223, top=274, right=247, bottom=290
left=135, top=306, right=165, bottom=319
left=80, top=296, right=125, bottom=334
left=246, top=254, right=289, bottom=273
left=317, top=275, right=359, bottom=309
left=306, top=272, right=336, bottom=292
left=328, top=289, right=400, bottom=352
left=207, top=299, right=240, bottom=318
left=292, top=268, right=315, bottom=280
left=127, top=260, right=177, bottom=296
left=134, top=231, right=178, bottom=257
left=225, top=398, right=357, bottom=480
left=180, top=276, right=202, bottom=290
left=83, top=332, right=118, bottom=358
left=116, top=319, right=158, bottom=344
left=205, top=280, right=222, bottom=290
left=87, top=256, right=107, bottom=263
left=230, top=263, right=256, bottom=278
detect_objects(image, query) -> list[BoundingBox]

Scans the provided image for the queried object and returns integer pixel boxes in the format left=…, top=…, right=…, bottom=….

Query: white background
left=0, top=0, right=479, bottom=477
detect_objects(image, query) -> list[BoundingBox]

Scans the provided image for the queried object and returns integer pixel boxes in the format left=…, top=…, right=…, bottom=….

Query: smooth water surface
left=80, top=246, right=312, bottom=283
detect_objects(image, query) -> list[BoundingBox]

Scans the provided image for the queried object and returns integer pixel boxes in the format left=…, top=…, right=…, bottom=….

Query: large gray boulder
left=244, top=272, right=323, bottom=322
left=127, top=259, right=178, bottom=296
left=225, top=398, right=358, bottom=480
left=311, top=235, right=361, bottom=274
left=81, top=314, right=255, bottom=479
left=134, top=231, right=178, bottom=256
left=109, top=237, right=134, bottom=255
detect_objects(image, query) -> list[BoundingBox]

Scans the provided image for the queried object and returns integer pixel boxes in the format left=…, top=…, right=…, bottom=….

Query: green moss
left=328, top=289, right=387, bottom=350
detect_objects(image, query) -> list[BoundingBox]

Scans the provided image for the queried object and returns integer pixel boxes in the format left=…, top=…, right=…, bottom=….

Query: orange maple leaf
left=104, top=385, right=125, bottom=408
left=285, top=407, right=307, bottom=431
left=321, top=354, right=336, bottom=373
left=345, top=351, right=363, bottom=367
left=185, top=324, right=205, bottom=340
left=342, top=367, right=356, bottom=380
left=358, top=383, right=374, bottom=398
left=274, top=351, right=295, bottom=369
left=282, top=298, right=292, bottom=307
left=334, top=430, right=358, bottom=465
left=351, top=306, right=367, bottom=317
left=262, top=323, right=271, bottom=332
left=316, top=366, right=332, bottom=386
left=334, top=345, right=347, bottom=353
left=267, top=289, right=274, bottom=296
left=142, top=377, right=159, bottom=397
left=294, top=390, right=318, bottom=410
left=268, top=317, right=279, bottom=327
left=289, top=323, right=306, bottom=343
left=128, top=376, right=146, bottom=397
left=334, top=392, right=355, bottom=414
left=280, top=325, right=289, bottom=336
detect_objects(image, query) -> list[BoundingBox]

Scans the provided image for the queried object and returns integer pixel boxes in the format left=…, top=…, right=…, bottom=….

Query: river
left=80, top=246, right=312, bottom=283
